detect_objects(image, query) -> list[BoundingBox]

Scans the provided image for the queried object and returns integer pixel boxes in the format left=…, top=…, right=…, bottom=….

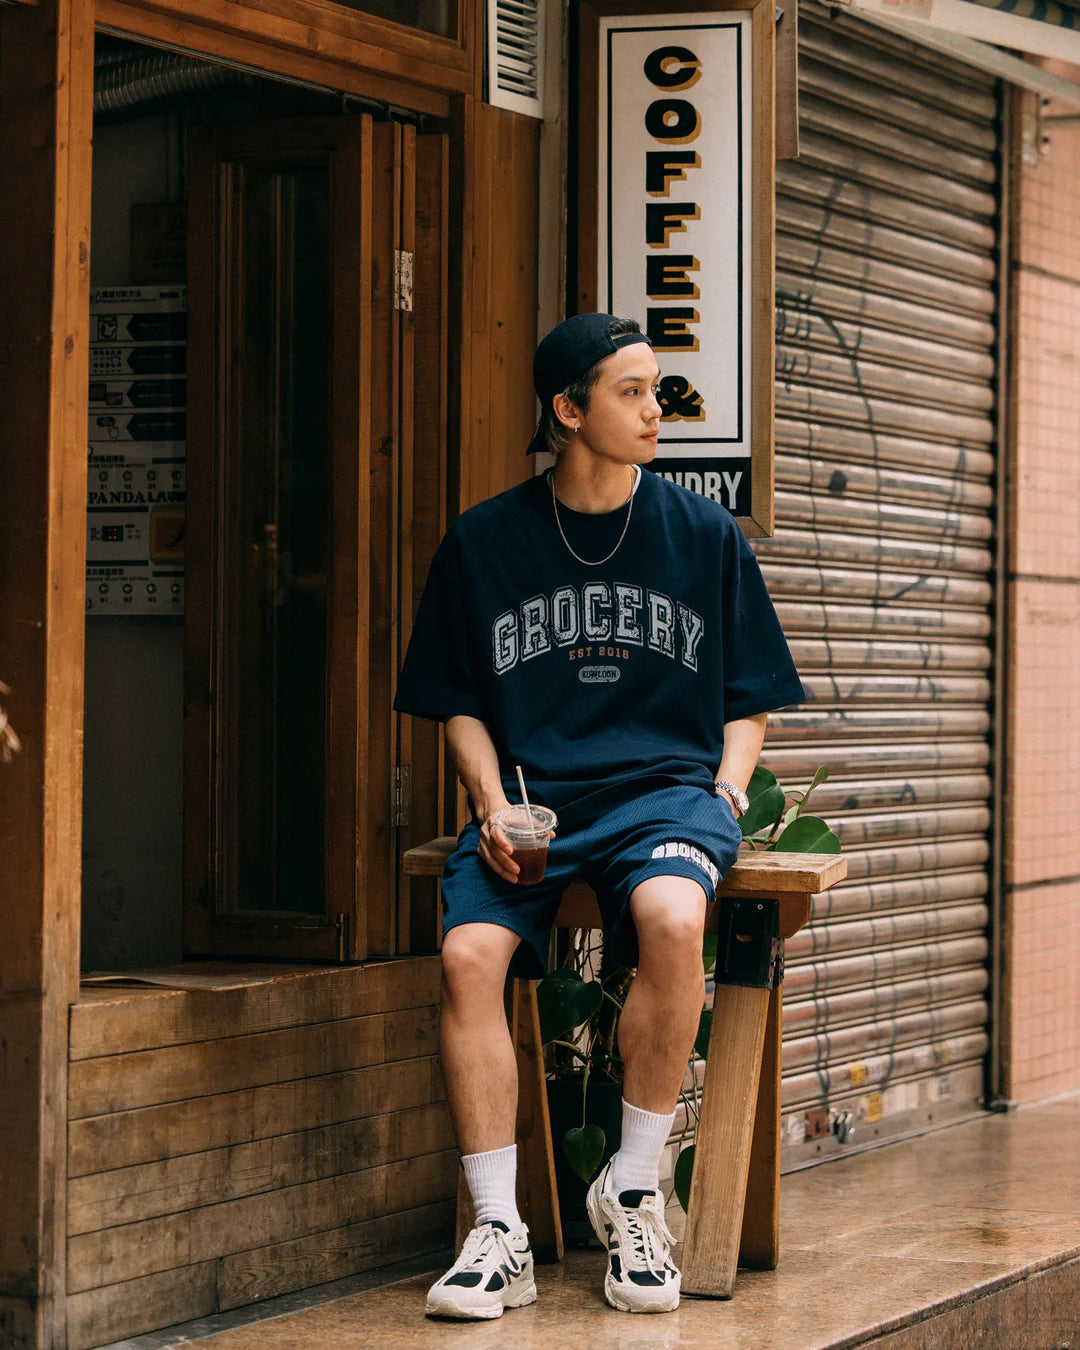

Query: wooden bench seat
left=403, top=838, right=846, bottom=1298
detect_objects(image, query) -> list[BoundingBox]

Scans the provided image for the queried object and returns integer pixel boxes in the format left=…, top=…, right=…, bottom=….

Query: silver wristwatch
left=713, top=779, right=748, bottom=816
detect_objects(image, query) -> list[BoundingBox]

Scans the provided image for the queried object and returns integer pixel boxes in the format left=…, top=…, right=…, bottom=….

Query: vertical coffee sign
left=598, top=12, right=754, bottom=518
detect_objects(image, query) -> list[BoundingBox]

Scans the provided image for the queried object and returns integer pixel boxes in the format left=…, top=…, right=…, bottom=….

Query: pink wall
left=1004, top=77, right=1080, bottom=1101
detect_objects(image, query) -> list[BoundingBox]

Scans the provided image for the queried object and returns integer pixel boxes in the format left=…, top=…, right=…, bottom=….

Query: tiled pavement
left=100, top=1096, right=1080, bottom=1350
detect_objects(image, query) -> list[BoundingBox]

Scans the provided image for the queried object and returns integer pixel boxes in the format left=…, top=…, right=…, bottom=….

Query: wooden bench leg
left=455, top=1168, right=476, bottom=1252
left=681, top=982, right=771, bottom=1298
left=739, top=981, right=782, bottom=1269
left=455, top=978, right=563, bottom=1262
left=512, top=977, right=563, bottom=1262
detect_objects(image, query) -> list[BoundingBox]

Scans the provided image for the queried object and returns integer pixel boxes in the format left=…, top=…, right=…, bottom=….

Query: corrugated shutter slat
left=765, top=7, right=998, bottom=1164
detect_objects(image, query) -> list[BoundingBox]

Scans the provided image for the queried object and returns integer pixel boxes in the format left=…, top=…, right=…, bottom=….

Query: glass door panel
left=222, top=163, right=331, bottom=914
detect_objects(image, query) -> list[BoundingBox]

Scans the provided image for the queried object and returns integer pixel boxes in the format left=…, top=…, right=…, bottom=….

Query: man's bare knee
left=644, top=910, right=705, bottom=956
left=632, top=878, right=708, bottom=963
left=441, top=924, right=517, bottom=1007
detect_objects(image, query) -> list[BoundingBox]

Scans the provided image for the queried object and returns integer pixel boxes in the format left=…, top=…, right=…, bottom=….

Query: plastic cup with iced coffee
left=492, top=804, right=558, bottom=885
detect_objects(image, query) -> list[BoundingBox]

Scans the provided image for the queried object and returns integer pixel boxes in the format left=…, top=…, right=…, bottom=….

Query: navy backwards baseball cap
left=526, top=313, right=652, bottom=454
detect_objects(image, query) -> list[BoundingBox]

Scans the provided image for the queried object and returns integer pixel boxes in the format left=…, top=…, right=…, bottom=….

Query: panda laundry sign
left=597, top=12, right=755, bottom=518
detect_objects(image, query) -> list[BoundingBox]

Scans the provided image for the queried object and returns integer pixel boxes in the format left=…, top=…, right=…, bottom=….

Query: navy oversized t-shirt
left=394, top=468, right=805, bottom=828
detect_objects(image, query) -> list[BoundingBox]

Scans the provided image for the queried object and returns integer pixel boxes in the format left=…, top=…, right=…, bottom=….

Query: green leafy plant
left=538, top=766, right=840, bottom=1207
left=741, top=764, right=839, bottom=854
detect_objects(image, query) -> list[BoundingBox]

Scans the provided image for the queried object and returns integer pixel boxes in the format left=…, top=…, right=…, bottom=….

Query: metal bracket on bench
left=716, top=897, right=782, bottom=989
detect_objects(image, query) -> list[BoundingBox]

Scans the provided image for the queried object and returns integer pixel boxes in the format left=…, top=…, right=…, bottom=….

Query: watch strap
left=713, top=779, right=748, bottom=816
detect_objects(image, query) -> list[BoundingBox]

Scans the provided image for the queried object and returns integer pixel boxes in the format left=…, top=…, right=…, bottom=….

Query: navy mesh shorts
left=440, top=784, right=744, bottom=979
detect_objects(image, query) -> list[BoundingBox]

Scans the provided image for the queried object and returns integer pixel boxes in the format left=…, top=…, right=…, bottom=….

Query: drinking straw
left=515, top=764, right=532, bottom=817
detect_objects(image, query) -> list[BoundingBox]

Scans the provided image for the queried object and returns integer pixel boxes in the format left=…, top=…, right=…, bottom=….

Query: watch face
left=716, top=781, right=747, bottom=814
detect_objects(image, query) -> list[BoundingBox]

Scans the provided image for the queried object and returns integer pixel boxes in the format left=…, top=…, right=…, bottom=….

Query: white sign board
left=597, top=13, right=753, bottom=514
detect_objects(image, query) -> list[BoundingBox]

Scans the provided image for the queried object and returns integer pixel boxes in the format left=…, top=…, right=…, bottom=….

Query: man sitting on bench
left=394, top=313, right=805, bottom=1320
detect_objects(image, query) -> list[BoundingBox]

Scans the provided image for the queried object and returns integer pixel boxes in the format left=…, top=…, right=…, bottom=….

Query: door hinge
left=392, top=765, right=411, bottom=827
left=394, top=249, right=414, bottom=312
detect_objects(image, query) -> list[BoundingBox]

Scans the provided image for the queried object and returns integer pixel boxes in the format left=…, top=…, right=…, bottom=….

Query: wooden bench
left=403, top=839, right=846, bottom=1298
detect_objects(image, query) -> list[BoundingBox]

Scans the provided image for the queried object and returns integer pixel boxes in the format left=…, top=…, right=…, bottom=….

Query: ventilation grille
left=487, top=0, right=544, bottom=118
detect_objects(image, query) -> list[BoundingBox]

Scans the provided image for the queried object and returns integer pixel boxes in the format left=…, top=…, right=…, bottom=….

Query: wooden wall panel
left=66, top=1264, right=219, bottom=1350
left=217, top=1197, right=455, bottom=1311
left=68, top=1004, right=438, bottom=1118
left=70, top=1057, right=438, bottom=1174
left=67, top=1150, right=455, bottom=1292
left=68, top=1102, right=453, bottom=1234
left=66, top=959, right=455, bottom=1346
left=70, top=956, right=441, bottom=1059
left=65, top=1200, right=458, bottom=1350
left=67, top=1115, right=453, bottom=1340
left=0, top=1, right=93, bottom=1345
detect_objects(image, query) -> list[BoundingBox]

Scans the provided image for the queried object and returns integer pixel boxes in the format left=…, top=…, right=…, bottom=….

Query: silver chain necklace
left=550, top=466, right=638, bottom=567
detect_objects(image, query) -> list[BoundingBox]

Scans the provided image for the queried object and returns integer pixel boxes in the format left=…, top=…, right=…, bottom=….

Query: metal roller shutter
left=762, top=7, right=999, bottom=1165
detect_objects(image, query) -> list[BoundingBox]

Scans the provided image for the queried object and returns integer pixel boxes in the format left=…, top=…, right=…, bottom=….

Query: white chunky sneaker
left=425, top=1220, right=536, bottom=1320
left=586, top=1155, right=681, bottom=1313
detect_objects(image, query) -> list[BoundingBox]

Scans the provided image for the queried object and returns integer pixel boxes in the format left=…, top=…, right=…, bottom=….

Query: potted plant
left=537, top=764, right=840, bottom=1236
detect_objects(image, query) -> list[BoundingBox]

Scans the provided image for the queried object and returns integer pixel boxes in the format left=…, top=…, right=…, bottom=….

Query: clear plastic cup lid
left=495, top=804, right=557, bottom=837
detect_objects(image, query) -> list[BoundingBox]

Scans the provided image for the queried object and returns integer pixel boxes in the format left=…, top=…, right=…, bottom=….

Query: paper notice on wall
left=86, top=285, right=186, bottom=616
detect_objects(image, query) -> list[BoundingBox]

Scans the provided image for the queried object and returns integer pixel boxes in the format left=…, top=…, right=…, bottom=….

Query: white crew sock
left=461, top=1144, right=522, bottom=1229
left=612, top=1100, right=677, bottom=1196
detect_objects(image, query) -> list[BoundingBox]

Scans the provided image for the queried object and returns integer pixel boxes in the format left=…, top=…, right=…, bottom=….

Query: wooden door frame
left=0, top=4, right=539, bottom=1338
left=94, top=0, right=476, bottom=116
left=185, top=116, right=381, bottom=962
left=395, top=129, right=451, bottom=952
left=184, top=116, right=453, bottom=964
left=0, top=1, right=93, bottom=1345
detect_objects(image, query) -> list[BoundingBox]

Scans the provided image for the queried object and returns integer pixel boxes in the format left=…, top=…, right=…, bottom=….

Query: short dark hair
left=541, top=315, right=643, bottom=456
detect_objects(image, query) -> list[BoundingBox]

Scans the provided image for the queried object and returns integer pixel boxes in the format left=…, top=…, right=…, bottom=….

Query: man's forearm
left=714, top=712, right=768, bottom=801
left=446, top=715, right=511, bottom=822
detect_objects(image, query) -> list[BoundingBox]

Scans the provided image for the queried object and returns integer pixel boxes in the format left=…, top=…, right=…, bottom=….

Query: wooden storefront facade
left=0, top=0, right=541, bottom=1344
left=6, top=0, right=1080, bottom=1343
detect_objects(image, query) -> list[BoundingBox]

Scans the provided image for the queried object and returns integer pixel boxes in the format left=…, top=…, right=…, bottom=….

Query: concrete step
left=97, top=1096, right=1080, bottom=1350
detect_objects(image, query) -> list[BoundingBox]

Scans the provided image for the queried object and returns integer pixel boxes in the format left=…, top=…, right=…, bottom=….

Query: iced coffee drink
left=492, top=804, right=557, bottom=885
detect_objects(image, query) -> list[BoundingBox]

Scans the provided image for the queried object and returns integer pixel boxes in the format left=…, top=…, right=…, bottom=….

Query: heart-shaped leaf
left=536, top=969, right=583, bottom=1044
left=563, top=1124, right=606, bottom=1182
left=574, top=978, right=603, bottom=1024
left=740, top=765, right=787, bottom=838
left=694, top=1008, right=712, bottom=1061
left=537, top=971, right=603, bottom=1044
left=674, top=1144, right=695, bottom=1211
left=702, top=934, right=718, bottom=974
left=770, top=815, right=842, bottom=854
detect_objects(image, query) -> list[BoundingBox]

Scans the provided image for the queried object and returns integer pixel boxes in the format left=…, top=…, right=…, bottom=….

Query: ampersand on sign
left=658, top=375, right=705, bottom=422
